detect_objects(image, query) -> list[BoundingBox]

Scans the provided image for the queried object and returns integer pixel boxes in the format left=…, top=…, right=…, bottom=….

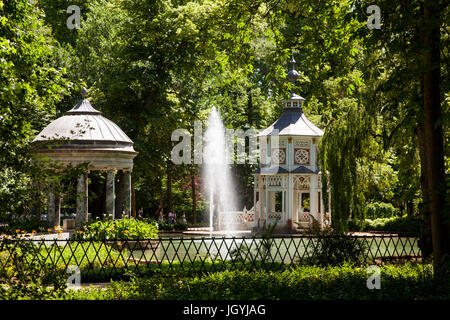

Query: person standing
left=168, top=211, right=174, bottom=224
left=181, top=211, right=187, bottom=224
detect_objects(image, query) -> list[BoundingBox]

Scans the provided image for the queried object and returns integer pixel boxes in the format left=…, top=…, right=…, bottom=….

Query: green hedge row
left=347, top=216, right=422, bottom=234
left=66, top=263, right=450, bottom=300
left=364, top=202, right=400, bottom=219
left=74, top=218, right=159, bottom=240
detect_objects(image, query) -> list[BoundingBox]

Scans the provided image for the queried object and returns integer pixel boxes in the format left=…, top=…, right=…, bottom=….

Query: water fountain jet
left=203, top=107, right=238, bottom=236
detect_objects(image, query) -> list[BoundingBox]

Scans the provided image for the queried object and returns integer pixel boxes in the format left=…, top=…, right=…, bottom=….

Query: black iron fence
left=0, top=235, right=422, bottom=281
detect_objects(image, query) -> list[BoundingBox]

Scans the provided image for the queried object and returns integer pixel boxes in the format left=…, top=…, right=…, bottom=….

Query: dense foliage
left=364, top=202, right=400, bottom=219
left=74, top=218, right=159, bottom=240
left=0, top=241, right=68, bottom=299
left=0, top=0, right=448, bottom=266
left=64, top=264, right=450, bottom=300
left=0, top=216, right=50, bottom=235
left=348, top=216, right=423, bottom=235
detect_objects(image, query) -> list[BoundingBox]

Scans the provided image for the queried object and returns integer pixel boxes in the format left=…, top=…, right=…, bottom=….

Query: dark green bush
left=302, top=227, right=367, bottom=266
left=0, top=216, right=50, bottom=235
left=157, top=220, right=188, bottom=231
left=364, top=202, right=399, bottom=219
left=348, top=216, right=422, bottom=234
left=0, top=241, right=68, bottom=299
left=65, top=263, right=450, bottom=300
left=74, top=218, right=158, bottom=240
left=306, top=235, right=367, bottom=266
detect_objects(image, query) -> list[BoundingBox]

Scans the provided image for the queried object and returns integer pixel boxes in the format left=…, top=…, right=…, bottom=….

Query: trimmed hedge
left=74, top=218, right=159, bottom=240
left=347, top=216, right=422, bottom=234
left=364, top=202, right=399, bottom=219
left=66, top=263, right=450, bottom=300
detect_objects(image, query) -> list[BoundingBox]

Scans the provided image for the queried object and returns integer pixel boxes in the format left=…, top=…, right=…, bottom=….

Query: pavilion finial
left=282, top=54, right=304, bottom=108
left=286, top=54, right=300, bottom=99
left=290, top=55, right=296, bottom=70
left=81, top=87, right=88, bottom=99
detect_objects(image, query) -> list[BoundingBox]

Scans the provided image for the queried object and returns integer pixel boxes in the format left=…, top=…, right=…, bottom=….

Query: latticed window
left=271, top=148, right=286, bottom=165
left=294, top=148, right=310, bottom=165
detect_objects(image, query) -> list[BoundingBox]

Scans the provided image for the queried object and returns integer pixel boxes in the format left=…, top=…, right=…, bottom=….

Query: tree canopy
left=0, top=0, right=448, bottom=268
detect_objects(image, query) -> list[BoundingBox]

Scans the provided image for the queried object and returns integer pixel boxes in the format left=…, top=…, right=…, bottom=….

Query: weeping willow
left=319, top=99, right=376, bottom=232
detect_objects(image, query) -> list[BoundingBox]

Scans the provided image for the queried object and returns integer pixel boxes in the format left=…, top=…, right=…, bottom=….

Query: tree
left=351, top=0, right=449, bottom=272
left=0, top=0, right=70, bottom=218
left=422, top=0, right=448, bottom=273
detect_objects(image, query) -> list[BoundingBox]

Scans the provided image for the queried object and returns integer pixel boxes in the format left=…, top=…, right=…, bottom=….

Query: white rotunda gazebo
left=32, top=88, right=138, bottom=227
left=253, top=57, right=331, bottom=231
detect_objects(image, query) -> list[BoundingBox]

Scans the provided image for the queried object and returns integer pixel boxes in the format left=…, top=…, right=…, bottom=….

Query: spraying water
left=203, top=107, right=237, bottom=236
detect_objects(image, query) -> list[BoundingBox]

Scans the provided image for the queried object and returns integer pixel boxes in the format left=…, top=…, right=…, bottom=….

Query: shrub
left=302, top=227, right=368, bottom=266
left=364, top=202, right=399, bottom=219
left=348, top=216, right=422, bottom=234
left=0, top=216, right=50, bottom=235
left=65, top=263, right=450, bottom=300
left=155, top=220, right=188, bottom=232
left=74, top=218, right=158, bottom=240
left=0, top=241, right=68, bottom=299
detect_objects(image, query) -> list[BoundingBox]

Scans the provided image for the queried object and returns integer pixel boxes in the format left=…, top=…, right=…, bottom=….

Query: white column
left=260, top=177, right=265, bottom=226
left=123, top=170, right=132, bottom=218
left=310, top=175, right=318, bottom=223
left=54, top=195, right=61, bottom=228
left=265, top=177, right=269, bottom=221
left=288, top=175, right=294, bottom=228
left=106, top=169, right=116, bottom=219
left=318, top=191, right=324, bottom=229
left=47, top=189, right=55, bottom=225
left=311, top=140, right=316, bottom=171
left=76, top=173, right=88, bottom=226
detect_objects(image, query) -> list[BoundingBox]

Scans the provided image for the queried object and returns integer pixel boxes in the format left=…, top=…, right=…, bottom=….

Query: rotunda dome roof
left=32, top=99, right=134, bottom=150
left=31, top=96, right=137, bottom=170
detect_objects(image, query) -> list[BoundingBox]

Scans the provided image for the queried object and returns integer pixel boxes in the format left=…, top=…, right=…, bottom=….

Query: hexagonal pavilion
left=253, top=57, right=331, bottom=231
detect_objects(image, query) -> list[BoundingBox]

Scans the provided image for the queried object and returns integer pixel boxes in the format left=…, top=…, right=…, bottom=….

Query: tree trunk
left=191, top=166, right=197, bottom=225
left=247, top=87, right=253, bottom=125
left=422, top=0, right=449, bottom=273
left=158, top=174, right=163, bottom=210
left=131, top=179, right=136, bottom=218
left=417, top=121, right=433, bottom=258
left=166, top=164, right=173, bottom=213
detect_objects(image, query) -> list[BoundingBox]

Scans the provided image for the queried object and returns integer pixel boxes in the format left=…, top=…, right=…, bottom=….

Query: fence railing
left=0, top=235, right=422, bottom=281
